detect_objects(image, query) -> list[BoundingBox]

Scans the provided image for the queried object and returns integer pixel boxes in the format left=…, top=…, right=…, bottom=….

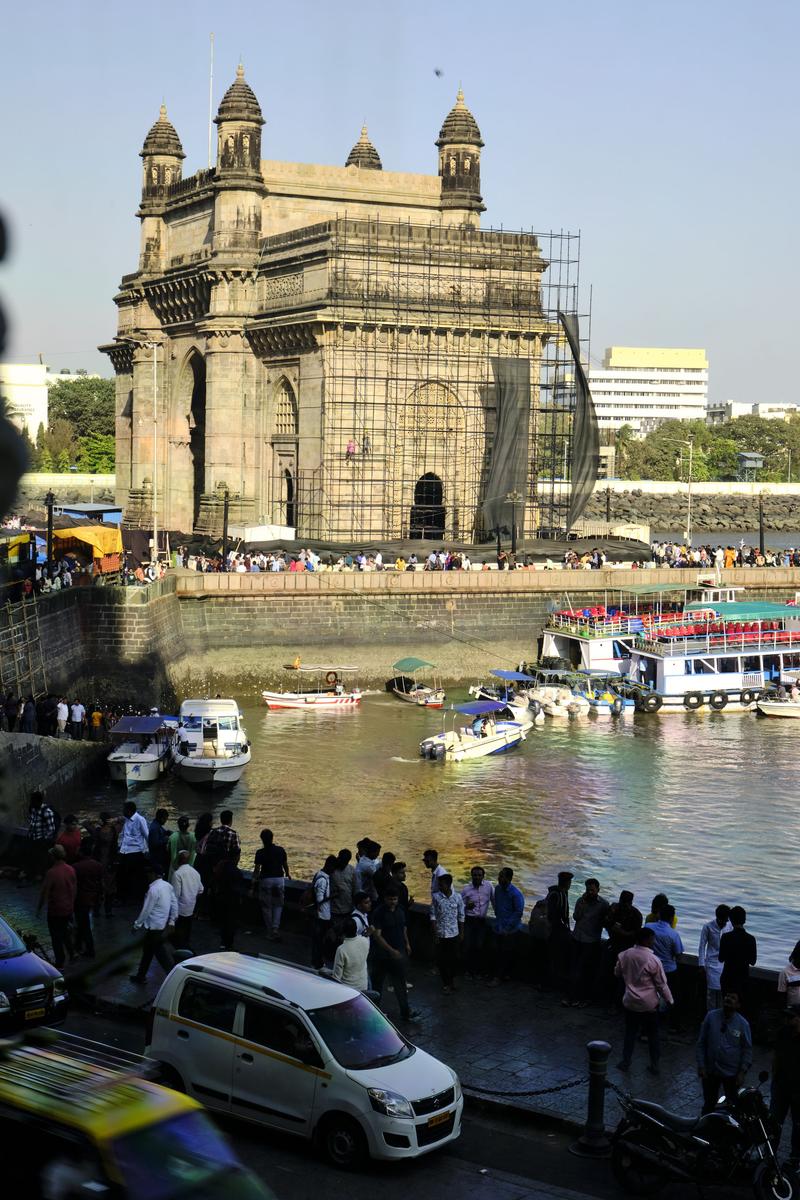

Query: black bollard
left=570, top=1039, right=612, bottom=1157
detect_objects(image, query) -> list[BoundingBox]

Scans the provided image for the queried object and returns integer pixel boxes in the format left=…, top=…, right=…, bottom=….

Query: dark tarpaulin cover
left=558, top=311, right=600, bottom=531
left=482, top=358, right=531, bottom=538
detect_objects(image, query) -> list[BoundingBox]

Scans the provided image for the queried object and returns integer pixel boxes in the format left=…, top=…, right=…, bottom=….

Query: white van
left=146, top=953, right=463, bottom=1168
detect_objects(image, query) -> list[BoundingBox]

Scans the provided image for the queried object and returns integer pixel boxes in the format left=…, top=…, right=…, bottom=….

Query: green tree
left=38, top=447, right=54, bottom=473
left=47, top=377, right=115, bottom=438
left=76, top=432, right=115, bottom=473
left=56, top=449, right=71, bottom=473
left=41, top=417, right=78, bottom=465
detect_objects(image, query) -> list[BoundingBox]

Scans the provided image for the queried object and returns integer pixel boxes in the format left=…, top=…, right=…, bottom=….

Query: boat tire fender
left=145, top=565, right=157, bottom=582
left=708, top=691, right=728, bottom=710
left=683, top=691, right=704, bottom=711
left=641, top=693, right=663, bottom=713
left=740, top=688, right=761, bottom=706
left=326, top=671, right=339, bottom=686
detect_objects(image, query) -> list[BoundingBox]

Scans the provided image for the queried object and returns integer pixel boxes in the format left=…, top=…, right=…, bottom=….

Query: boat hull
left=420, top=722, right=528, bottom=763
left=262, top=690, right=361, bottom=710
left=172, top=749, right=251, bottom=787
left=108, top=755, right=168, bottom=786
left=756, top=700, right=800, bottom=718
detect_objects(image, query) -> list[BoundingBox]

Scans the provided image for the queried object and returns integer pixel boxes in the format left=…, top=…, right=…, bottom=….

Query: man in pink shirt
left=615, top=927, right=673, bottom=1076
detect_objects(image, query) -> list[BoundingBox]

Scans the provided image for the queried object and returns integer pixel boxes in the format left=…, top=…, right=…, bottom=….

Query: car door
left=172, top=978, right=239, bottom=1111
left=231, top=1000, right=325, bottom=1134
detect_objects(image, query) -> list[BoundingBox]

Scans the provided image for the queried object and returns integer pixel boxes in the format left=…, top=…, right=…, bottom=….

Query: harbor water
left=86, top=694, right=799, bottom=969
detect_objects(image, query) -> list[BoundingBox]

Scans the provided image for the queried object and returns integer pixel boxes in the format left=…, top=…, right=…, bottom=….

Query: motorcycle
left=611, top=1071, right=799, bottom=1199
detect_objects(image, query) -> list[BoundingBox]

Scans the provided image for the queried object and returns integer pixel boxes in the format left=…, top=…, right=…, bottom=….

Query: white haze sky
left=2, top=0, right=798, bottom=402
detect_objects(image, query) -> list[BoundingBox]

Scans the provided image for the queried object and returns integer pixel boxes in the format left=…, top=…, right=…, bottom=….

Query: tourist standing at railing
left=698, top=904, right=732, bottom=1011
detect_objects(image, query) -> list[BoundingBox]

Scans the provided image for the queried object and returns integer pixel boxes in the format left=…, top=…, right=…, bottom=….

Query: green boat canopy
left=685, top=601, right=800, bottom=620
left=624, top=583, right=698, bottom=596
left=392, top=657, right=436, bottom=672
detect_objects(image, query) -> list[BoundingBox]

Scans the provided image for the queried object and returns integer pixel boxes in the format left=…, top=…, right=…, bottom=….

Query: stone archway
left=169, top=350, right=206, bottom=532
left=410, top=473, right=445, bottom=540
left=270, top=377, right=299, bottom=527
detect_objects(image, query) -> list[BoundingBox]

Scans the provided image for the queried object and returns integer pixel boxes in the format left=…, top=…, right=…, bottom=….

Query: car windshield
left=109, top=1111, right=243, bottom=1200
left=0, top=919, right=26, bottom=959
left=306, top=994, right=414, bottom=1070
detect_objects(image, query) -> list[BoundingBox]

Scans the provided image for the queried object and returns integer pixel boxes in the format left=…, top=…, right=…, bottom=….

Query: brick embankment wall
left=0, top=733, right=107, bottom=828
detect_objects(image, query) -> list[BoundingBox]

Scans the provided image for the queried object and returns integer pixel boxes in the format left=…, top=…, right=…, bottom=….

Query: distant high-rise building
left=588, top=347, right=708, bottom=435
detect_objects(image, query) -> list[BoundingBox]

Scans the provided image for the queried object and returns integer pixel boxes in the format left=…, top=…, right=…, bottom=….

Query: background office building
left=588, top=347, right=708, bottom=435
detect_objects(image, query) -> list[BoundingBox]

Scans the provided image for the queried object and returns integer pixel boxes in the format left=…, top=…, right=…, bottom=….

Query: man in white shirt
left=430, top=875, right=464, bottom=994
left=118, top=800, right=150, bottom=905
left=56, top=699, right=69, bottom=738
left=171, top=851, right=204, bottom=948
left=698, top=904, right=733, bottom=1010
left=332, top=918, right=370, bottom=991
left=423, top=848, right=448, bottom=898
left=130, top=866, right=178, bottom=983
left=69, top=700, right=85, bottom=741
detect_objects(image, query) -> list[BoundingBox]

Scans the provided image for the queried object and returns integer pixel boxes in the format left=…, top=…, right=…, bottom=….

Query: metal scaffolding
left=305, top=216, right=585, bottom=544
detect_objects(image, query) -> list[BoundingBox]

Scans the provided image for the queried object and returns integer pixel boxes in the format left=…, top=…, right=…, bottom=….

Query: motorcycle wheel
left=611, top=1140, right=667, bottom=1196
left=752, top=1161, right=800, bottom=1200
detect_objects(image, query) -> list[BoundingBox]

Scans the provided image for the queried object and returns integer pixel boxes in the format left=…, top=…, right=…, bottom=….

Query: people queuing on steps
left=0, top=695, right=174, bottom=740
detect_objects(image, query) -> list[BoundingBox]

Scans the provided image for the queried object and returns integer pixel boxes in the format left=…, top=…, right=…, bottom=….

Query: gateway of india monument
left=102, top=66, right=587, bottom=543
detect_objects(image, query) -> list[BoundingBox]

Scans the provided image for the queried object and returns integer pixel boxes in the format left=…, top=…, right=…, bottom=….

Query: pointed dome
left=345, top=124, right=382, bottom=170
left=215, top=63, right=264, bottom=126
left=436, top=88, right=483, bottom=148
left=140, top=104, right=185, bottom=159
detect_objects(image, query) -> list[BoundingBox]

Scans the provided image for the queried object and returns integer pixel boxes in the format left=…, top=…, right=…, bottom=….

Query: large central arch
left=169, top=350, right=206, bottom=532
left=393, top=382, right=474, bottom=541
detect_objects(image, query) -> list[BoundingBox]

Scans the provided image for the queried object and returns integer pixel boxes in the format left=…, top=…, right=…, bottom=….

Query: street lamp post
left=45, top=489, right=54, bottom=578
left=506, top=490, right=523, bottom=557
left=682, top=437, right=694, bottom=546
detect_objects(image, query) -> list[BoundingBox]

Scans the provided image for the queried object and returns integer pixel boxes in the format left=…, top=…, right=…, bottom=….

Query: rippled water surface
left=88, top=695, right=799, bottom=968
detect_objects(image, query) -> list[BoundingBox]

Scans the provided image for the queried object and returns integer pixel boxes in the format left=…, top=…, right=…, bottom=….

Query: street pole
left=686, top=438, right=694, bottom=546
left=45, top=489, right=54, bottom=578
left=759, top=491, right=765, bottom=556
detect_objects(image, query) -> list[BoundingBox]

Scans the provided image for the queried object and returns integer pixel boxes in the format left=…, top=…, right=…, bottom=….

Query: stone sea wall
left=584, top=487, right=800, bottom=533
left=13, top=566, right=800, bottom=705
left=0, top=733, right=107, bottom=827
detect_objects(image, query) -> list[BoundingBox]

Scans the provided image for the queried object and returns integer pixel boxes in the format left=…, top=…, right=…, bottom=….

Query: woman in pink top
left=615, top=927, right=673, bottom=1076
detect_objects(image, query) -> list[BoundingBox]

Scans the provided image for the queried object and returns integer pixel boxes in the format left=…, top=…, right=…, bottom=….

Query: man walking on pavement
left=615, top=927, right=673, bottom=1076
left=117, top=800, right=150, bottom=905
left=698, top=904, right=732, bottom=1010
left=461, top=865, right=494, bottom=980
left=490, top=868, right=524, bottom=986
left=371, top=887, right=419, bottom=1021
left=36, top=845, right=76, bottom=969
left=172, top=850, right=203, bottom=949
left=24, top=790, right=57, bottom=884
left=771, top=1006, right=800, bottom=1168
left=546, top=870, right=573, bottom=988
left=430, top=874, right=464, bottom=994
left=129, top=866, right=177, bottom=984
left=696, top=990, right=752, bottom=1112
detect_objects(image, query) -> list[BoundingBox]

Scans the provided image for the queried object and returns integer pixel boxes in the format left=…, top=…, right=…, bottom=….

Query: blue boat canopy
left=111, top=715, right=174, bottom=735
left=490, top=669, right=534, bottom=682
left=451, top=700, right=507, bottom=715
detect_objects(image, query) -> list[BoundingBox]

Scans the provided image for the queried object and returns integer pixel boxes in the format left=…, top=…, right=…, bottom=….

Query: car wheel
left=317, top=1114, right=368, bottom=1170
left=156, top=1063, right=185, bottom=1092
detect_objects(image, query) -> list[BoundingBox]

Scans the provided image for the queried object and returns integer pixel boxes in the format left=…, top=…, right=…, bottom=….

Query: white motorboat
left=420, top=700, right=528, bottom=762
left=262, top=664, right=362, bottom=710
left=172, top=699, right=251, bottom=787
left=387, top=656, right=446, bottom=709
left=756, top=697, right=800, bottom=718
left=107, top=714, right=177, bottom=786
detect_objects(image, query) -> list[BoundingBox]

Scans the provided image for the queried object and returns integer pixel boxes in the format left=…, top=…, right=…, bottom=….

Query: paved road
left=64, top=1010, right=617, bottom=1200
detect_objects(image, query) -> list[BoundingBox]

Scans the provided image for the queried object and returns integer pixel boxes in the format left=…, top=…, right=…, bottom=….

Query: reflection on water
left=86, top=696, right=799, bottom=968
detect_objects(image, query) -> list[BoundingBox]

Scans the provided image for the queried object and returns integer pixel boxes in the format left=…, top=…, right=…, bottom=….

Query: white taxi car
left=146, top=953, right=462, bottom=1168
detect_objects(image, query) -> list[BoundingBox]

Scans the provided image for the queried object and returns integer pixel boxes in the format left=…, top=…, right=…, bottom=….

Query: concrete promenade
left=0, top=877, right=772, bottom=1130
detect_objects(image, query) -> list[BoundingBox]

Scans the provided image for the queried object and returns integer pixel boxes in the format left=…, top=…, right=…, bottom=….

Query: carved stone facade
left=102, top=68, right=556, bottom=539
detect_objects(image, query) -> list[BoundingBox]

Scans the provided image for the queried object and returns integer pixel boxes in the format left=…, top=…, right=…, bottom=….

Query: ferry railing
left=638, top=627, right=800, bottom=657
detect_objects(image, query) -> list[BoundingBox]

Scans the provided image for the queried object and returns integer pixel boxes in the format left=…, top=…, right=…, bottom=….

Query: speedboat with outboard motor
left=469, top=669, right=538, bottom=724
left=172, top=699, right=251, bottom=787
left=419, top=700, right=528, bottom=763
left=107, top=713, right=178, bottom=786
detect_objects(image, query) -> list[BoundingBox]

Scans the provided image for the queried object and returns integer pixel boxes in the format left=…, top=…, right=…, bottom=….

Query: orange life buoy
left=326, top=671, right=339, bottom=686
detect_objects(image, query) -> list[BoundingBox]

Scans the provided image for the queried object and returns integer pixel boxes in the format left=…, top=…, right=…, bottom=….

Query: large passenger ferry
left=540, top=582, right=800, bottom=712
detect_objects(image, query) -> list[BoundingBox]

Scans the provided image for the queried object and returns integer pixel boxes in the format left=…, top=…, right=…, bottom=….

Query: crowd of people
left=3, top=696, right=154, bottom=740
left=651, top=540, right=799, bottom=569
left=21, top=799, right=800, bottom=1153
